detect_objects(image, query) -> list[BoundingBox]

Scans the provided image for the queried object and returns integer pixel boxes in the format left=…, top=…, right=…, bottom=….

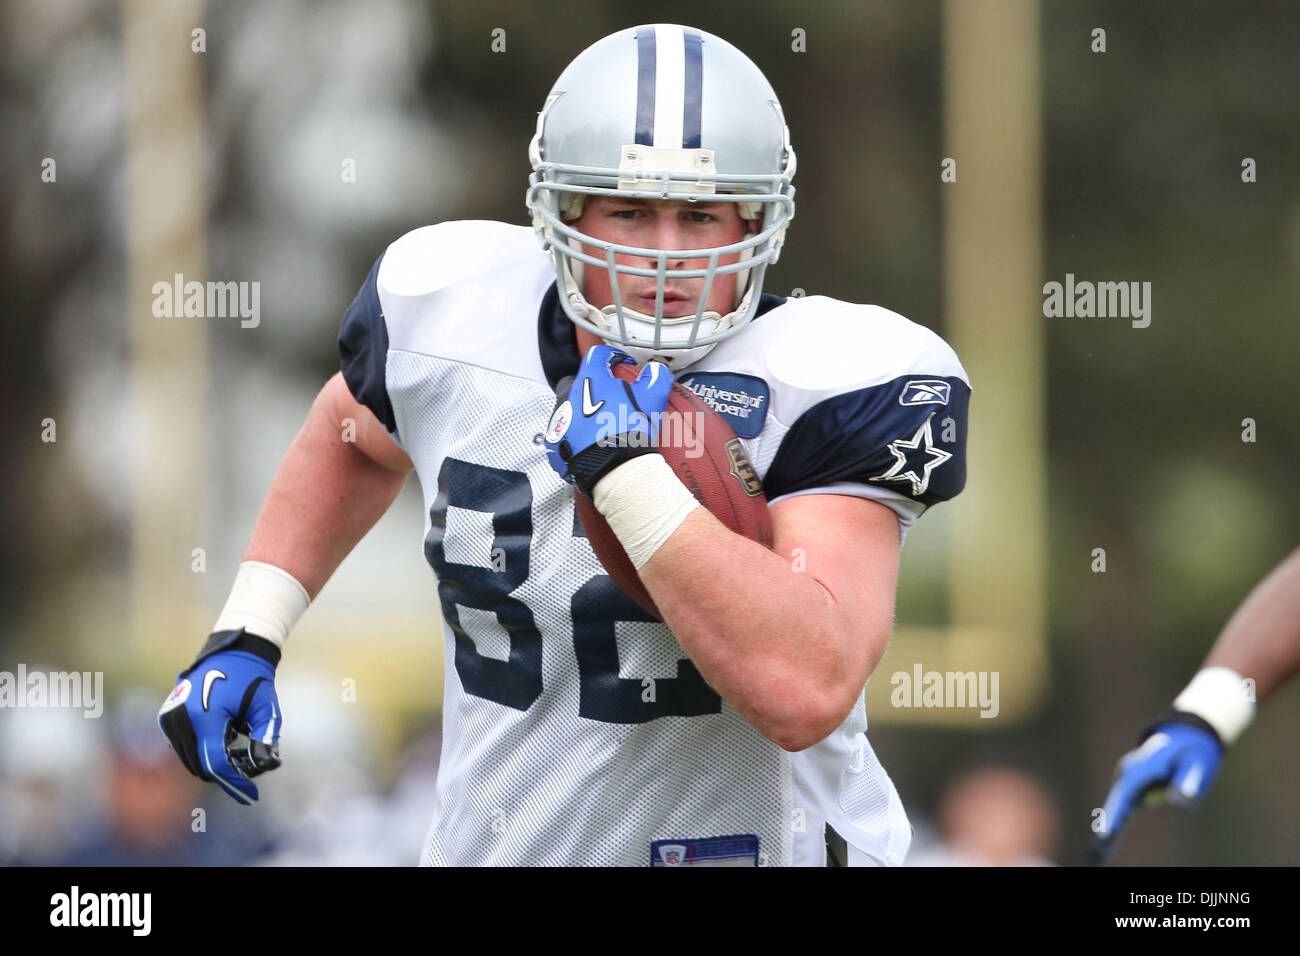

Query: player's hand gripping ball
left=545, top=344, right=673, bottom=497
left=547, top=344, right=775, bottom=620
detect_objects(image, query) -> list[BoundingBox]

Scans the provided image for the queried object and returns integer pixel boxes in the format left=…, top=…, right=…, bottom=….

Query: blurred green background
left=1, top=0, right=1296, bottom=865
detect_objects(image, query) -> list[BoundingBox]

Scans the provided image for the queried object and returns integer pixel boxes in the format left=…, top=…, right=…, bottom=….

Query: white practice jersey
left=338, top=220, right=971, bottom=866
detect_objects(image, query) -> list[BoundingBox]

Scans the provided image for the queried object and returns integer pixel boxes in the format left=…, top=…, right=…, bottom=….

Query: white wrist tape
left=212, top=561, right=311, bottom=650
left=1173, top=666, right=1256, bottom=746
left=591, top=454, right=700, bottom=571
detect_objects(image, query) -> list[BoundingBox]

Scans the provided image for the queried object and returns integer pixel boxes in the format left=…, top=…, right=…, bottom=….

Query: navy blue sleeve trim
left=764, top=376, right=970, bottom=507
left=338, top=253, right=398, bottom=435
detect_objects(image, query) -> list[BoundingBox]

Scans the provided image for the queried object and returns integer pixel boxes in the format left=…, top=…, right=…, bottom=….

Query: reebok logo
left=899, top=380, right=951, bottom=407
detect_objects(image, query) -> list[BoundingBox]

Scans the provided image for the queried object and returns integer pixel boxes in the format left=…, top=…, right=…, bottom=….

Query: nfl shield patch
left=650, top=834, right=760, bottom=867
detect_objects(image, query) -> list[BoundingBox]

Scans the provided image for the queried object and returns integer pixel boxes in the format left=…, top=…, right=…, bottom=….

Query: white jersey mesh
left=391, top=353, right=794, bottom=866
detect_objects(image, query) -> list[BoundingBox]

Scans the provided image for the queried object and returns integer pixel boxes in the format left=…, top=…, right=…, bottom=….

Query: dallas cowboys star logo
left=871, top=415, right=952, bottom=496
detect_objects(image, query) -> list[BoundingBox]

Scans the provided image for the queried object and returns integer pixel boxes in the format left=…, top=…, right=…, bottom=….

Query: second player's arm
left=638, top=492, right=900, bottom=752
left=243, top=372, right=413, bottom=599
left=1201, top=546, right=1300, bottom=705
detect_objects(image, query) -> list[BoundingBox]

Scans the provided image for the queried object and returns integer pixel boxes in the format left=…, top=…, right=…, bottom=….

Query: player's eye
left=686, top=210, right=716, bottom=223
left=611, top=208, right=642, bottom=219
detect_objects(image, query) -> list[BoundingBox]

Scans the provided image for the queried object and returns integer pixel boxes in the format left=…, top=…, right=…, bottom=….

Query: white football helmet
left=526, top=24, right=797, bottom=370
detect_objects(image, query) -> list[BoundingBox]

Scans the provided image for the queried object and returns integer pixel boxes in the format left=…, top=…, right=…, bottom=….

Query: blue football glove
left=1092, top=713, right=1224, bottom=862
left=544, top=343, right=674, bottom=497
left=158, top=627, right=283, bottom=805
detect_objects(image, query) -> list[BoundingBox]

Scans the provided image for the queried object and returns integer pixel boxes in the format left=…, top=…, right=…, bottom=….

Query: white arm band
left=591, top=454, right=701, bottom=571
left=1173, top=666, right=1256, bottom=746
left=212, top=561, right=311, bottom=650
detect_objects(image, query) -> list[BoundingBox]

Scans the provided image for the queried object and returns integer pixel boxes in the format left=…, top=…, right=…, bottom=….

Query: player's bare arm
left=1202, top=546, right=1300, bottom=704
left=638, top=493, right=899, bottom=752
left=243, top=372, right=413, bottom=599
left=157, top=372, right=411, bottom=803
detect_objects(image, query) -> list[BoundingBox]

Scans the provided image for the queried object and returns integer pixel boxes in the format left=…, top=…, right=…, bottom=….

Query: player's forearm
left=243, top=382, right=410, bottom=600
left=1202, top=547, right=1300, bottom=704
left=639, top=508, right=873, bottom=751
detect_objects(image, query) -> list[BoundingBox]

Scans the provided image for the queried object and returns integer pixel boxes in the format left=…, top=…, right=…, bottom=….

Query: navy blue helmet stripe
left=682, top=29, right=703, bottom=148
left=635, top=28, right=656, bottom=146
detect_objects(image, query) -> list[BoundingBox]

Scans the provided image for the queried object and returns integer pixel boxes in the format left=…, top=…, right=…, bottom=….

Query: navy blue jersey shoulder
left=536, top=281, right=789, bottom=390
left=764, top=376, right=970, bottom=508
left=338, top=253, right=398, bottom=435
left=537, top=282, right=580, bottom=391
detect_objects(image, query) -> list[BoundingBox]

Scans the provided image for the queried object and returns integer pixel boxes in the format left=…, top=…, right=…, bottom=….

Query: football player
left=1093, top=546, right=1300, bottom=862
left=159, top=24, right=971, bottom=867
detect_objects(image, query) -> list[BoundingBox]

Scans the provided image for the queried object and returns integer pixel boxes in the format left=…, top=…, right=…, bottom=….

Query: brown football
left=575, top=362, right=773, bottom=620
